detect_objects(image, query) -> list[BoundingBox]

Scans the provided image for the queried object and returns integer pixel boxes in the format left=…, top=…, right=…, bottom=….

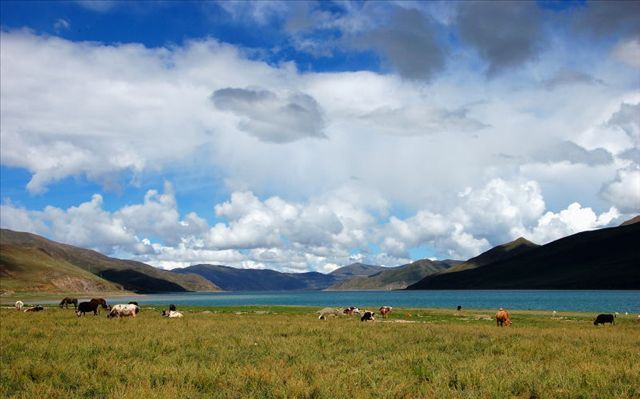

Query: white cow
left=15, top=301, right=23, bottom=311
left=161, top=309, right=184, bottom=318
left=167, top=310, right=183, bottom=318
left=317, top=307, right=342, bottom=320
left=107, top=304, right=139, bottom=319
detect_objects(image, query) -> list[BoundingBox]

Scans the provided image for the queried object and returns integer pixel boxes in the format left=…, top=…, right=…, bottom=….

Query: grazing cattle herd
left=11, top=299, right=636, bottom=328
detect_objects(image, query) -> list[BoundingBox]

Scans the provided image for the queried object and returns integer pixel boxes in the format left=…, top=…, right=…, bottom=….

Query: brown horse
left=89, top=298, right=109, bottom=314
left=59, top=297, right=78, bottom=309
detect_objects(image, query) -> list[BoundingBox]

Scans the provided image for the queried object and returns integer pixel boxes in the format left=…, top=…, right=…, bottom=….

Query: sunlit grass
left=1, top=306, right=638, bottom=398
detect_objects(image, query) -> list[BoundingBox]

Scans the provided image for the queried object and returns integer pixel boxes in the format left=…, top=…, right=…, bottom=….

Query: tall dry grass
left=1, top=307, right=638, bottom=398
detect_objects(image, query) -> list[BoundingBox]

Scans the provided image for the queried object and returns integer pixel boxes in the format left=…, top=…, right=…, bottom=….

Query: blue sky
left=1, top=1, right=638, bottom=271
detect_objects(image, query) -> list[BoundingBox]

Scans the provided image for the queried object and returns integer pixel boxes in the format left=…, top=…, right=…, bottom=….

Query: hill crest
left=0, top=229, right=220, bottom=294
left=407, top=223, right=640, bottom=290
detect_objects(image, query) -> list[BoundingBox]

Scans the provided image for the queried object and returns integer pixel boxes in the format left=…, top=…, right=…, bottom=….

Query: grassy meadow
left=1, top=305, right=639, bottom=399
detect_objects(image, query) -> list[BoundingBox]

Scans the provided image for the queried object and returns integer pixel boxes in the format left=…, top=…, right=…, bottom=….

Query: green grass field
left=1, top=306, right=639, bottom=398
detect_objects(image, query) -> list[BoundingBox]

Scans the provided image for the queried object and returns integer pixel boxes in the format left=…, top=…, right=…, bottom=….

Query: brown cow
left=496, top=308, right=512, bottom=327
left=379, top=306, right=392, bottom=318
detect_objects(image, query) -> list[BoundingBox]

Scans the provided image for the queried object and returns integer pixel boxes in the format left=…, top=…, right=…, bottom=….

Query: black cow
left=594, top=314, right=615, bottom=326
left=76, top=301, right=100, bottom=316
left=361, top=311, right=375, bottom=322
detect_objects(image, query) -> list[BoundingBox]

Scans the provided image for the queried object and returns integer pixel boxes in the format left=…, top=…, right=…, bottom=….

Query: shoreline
left=3, top=289, right=638, bottom=314
left=1, top=303, right=636, bottom=319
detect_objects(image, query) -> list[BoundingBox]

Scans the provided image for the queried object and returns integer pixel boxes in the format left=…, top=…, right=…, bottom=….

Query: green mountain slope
left=327, top=259, right=458, bottom=290
left=407, top=222, right=640, bottom=290
left=175, top=262, right=391, bottom=291
left=0, top=244, right=122, bottom=294
left=329, top=263, right=386, bottom=279
left=440, top=237, right=539, bottom=274
left=0, top=229, right=220, bottom=294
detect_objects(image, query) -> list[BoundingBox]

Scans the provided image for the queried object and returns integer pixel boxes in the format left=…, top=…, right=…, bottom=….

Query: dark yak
left=593, top=314, right=615, bottom=326
left=76, top=301, right=101, bottom=316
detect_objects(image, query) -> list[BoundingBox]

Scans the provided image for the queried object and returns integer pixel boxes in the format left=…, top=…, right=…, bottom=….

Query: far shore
left=0, top=291, right=142, bottom=304
left=0, top=290, right=221, bottom=304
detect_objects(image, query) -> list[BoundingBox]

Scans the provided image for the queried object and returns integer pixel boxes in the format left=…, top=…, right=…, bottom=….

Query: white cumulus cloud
left=601, top=167, right=640, bottom=213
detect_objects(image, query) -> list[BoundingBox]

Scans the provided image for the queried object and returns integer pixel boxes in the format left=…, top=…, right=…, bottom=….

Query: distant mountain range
left=0, top=229, right=220, bottom=294
left=407, top=219, right=640, bottom=290
left=2, top=216, right=638, bottom=294
left=175, top=260, right=461, bottom=291
left=173, top=262, right=386, bottom=291
left=173, top=264, right=332, bottom=291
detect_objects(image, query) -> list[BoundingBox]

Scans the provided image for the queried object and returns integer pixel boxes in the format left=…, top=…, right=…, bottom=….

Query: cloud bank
left=0, top=180, right=625, bottom=270
left=1, top=0, right=639, bottom=272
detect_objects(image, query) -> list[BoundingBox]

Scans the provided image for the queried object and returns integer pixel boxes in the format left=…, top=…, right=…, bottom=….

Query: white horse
left=15, top=301, right=23, bottom=311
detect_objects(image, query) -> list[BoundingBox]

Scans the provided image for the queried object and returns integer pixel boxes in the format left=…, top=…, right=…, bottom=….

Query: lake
left=63, top=290, right=640, bottom=313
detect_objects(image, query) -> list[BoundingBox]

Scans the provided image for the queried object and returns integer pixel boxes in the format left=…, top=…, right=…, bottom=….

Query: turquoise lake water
left=62, top=290, right=640, bottom=313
